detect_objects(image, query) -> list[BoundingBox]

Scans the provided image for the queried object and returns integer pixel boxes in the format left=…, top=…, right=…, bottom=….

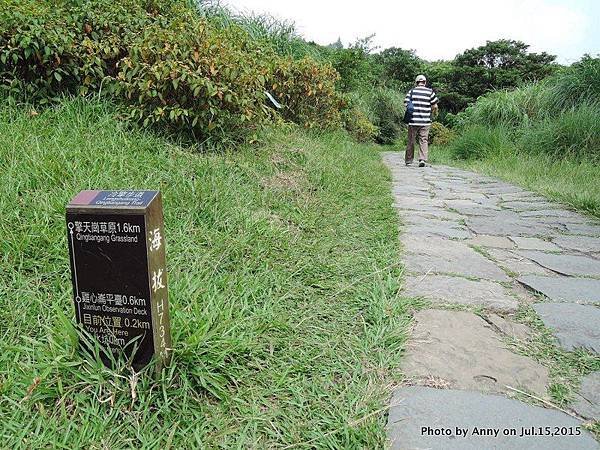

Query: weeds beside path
left=0, top=99, right=411, bottom=447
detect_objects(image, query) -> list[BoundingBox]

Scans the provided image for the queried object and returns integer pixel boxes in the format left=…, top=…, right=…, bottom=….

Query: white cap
left=415, top=74, right=427, bottom=82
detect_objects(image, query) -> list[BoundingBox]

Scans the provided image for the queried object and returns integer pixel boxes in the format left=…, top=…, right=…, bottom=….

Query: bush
left=429, top=121, right=455, bottom=146
left=115, top=14, right=272, bottom=145
left=269, top=57, right=343, bottom=129
left=352, top=87, right=405, bottom=145
left=372, top=88, right=405, bottom=145
left=452, top=56, right=600, bottom=131
left=452, top=83, right=547, bottom=129
left=342, top=106, right=378, bottom=142
left=0, top=0, right=348, bottom=145
left=448, top=125, right=514, bottom=160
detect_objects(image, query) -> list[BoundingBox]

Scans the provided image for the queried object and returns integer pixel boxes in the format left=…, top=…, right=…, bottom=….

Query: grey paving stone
left=509, top=237, right=562, bottom=252
left=485, top=249, right=556, bottom=278
left=405, top=222, right=472, bottom=239
left=466, top=213, right=552, bottom=236
left=467, top=235, right=515, bottom=249
left=571, top=371, right=600, bottom=420
left=520, top=209, right=581, bottom=218
left=403, top=310, right=549, bottom=395
left=404, top=275, right=518, bottom=312
left=552, top=235, right=600, bottom=254
left=518, top=275, right=600, bottom=305
left=501, top=201, right=558, bottom=211
left=437, top=192, right=489, bottom=201
left=499, top=191, right=545, bottom=200
left=387, top=387, right=598, bottom=450
left=533, top=303, right=600, bottom=353
left=476, top=184, right=527, bottom=195
left=410, top=210, right=464, bottom=221
left=485, top=314, right=532, bottom=340
left=394, top=196, right=447, bottom=212
left=517, top=250, right=600, bottom=277
left=564, top=222, right=600, bottom=236
left=447, top=205, right=500, bottom=217
left=402, top=236, right=510, bottom=282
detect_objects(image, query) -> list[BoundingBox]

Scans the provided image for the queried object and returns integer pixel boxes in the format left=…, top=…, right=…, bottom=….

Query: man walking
left=404, top=74, right=439, bottom=167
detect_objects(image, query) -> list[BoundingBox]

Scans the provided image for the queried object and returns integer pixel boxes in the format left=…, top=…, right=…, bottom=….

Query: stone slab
left=552, top=235, right=600, bottom=254
left=564, top=223, right=600, bottom=237
left=394, top=196, right=445, bottom=209
left=571, top=371, right=600, bottom=420
left=517, top=250, right=600, bottom=277
left=403, top=310, right=549, bottom=395
left=387, top=387, right=598, bottom=450
left=436, top=192, right=489, bottom=201
left=447, top=205, right=500, bottom=217
left=405, top=222, right=472, bottom=239
left=410, top=210, right=464, bottom=221
left=486, top=249, right=556, bottom=277
left=467, top=235, right=515, bottom=249
left=404, top=275, right=518, bottom=312
left=509, top=237, right=561, bottom=252
left=518, top=275, right=600, bottom=305
left=501, top=201, right=558, bottom=211
left=533, top=303, right=600, bottom=353
left=486, top=314, right=532, bottom=340
left=466, top=215, right=552, bottom=237
left=520, top=209, right=581, bottom=218
left=402, top=236, right=510, bottom=282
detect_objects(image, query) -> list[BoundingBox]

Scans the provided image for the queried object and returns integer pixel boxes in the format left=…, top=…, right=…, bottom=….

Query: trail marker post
left=66, top=190, right=171, bottom=371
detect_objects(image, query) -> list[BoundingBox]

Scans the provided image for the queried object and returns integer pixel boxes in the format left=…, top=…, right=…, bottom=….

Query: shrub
left=342, top=106, right=378, bottom=142
left=326, top=36, right=380, bottom=93
left=429, top=121, right=455, bottom=146
left=0, top=0, right=348, bottom=145
left=269, top=57, right=343, bottom=129
left=115, top=15, right=272, bottom=144
left=368, top=87, right=405, bottom=144
left=448, top=125, right=514, bottom=160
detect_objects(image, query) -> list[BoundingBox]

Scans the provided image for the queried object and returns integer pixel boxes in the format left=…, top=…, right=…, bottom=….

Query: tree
left=326, top=35, right=381, bottom=92
left=374, top=47, right=424, bottom=85
left=446, top=39, right=556, bottom=109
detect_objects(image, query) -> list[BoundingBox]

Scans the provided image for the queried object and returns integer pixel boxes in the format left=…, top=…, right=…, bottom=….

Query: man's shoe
left=418, top=160, right=426, bottom=167
left=405, top=161, right=413, bottom=166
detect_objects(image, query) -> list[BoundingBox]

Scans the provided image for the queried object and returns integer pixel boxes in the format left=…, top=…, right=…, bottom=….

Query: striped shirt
left=404, top=86, right=439, bottom=126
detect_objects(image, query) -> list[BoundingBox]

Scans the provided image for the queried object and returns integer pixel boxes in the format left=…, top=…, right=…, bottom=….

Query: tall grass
left=194, top=0, right=324, bottom=60
left=519, top=103, right=600, bottom=161
left=545, top=56, right=600, bottom=112
left=450, top=56, right=600, bottom=161
left=446, top=125, right=515, bottom=160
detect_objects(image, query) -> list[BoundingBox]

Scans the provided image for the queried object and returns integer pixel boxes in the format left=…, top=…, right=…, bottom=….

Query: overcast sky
left=224, top=0, right=599, bottom=63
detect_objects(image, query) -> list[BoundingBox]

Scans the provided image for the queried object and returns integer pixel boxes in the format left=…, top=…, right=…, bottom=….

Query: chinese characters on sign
left=66, top=190, right=171, bottom=371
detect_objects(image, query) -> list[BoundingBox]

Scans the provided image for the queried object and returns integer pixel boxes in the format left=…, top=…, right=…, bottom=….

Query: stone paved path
left=382, top=153, right=600, bottom=449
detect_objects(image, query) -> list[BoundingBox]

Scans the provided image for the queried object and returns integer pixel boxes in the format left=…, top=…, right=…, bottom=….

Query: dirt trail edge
left=383, top=152, right=599, bottom=450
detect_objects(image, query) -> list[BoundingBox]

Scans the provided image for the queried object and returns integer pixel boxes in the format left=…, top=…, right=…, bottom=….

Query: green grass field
left=0, top=98, right=414, bottom=447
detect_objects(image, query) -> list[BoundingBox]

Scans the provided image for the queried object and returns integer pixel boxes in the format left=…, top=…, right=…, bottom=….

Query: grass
left=431, top=145, right=600, bottom=218
left=0, top=98, right=414, bottom=447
